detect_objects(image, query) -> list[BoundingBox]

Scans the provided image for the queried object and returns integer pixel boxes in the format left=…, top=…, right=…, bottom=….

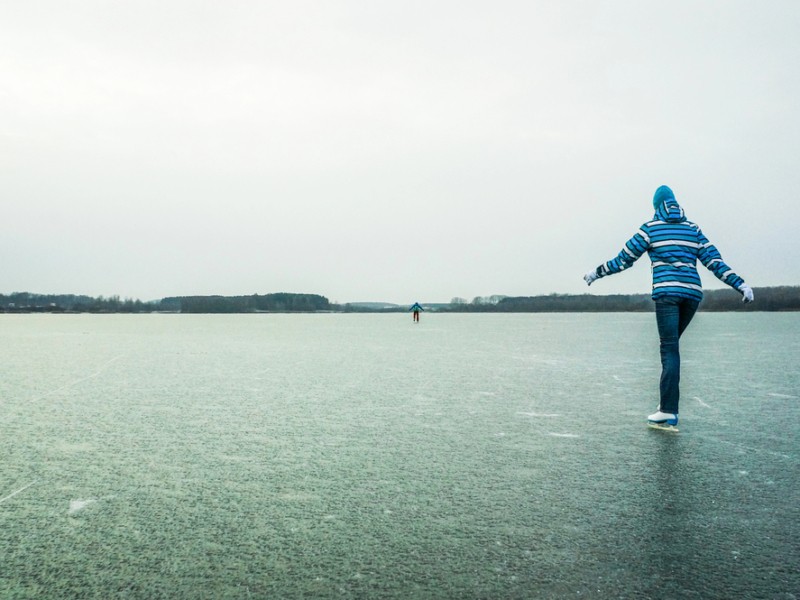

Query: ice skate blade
left=648, top=422, right=679, bottom=433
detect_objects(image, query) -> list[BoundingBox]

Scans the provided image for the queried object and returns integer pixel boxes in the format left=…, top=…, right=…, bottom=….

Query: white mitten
left=739, top=284, right=754, bottom=303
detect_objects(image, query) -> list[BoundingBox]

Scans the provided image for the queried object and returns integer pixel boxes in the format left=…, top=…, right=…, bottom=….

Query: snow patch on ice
left=68, top=498, right=96, bottom=515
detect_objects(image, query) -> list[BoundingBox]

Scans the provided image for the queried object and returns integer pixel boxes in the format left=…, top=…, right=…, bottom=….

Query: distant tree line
left=1, top=287, right=797, bottom=314
left=698, top=286, right=799, bottom=311
left=490, top=294, right=652, bottom=312
left=0, top=293, right=155, bottom=313
left=445, top=286, right=799, bottom=313
left=0, top=292, right=329, bottom=313
left=170, top=293, right=331, bottom=313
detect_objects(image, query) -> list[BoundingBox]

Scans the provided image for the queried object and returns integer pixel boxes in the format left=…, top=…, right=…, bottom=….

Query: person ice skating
left=410, top=302, right=424, bottom=323
left=583, top=185, right=754, bottom=430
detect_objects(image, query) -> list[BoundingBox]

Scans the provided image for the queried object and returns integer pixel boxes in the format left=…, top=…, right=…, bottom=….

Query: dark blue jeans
left=655, top=297, right=700, bottom=415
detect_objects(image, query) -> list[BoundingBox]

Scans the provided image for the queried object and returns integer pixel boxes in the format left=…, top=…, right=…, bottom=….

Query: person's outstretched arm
left=697, top=229, right=754, bottom=302
left=584, top=228, right=649, bottom=285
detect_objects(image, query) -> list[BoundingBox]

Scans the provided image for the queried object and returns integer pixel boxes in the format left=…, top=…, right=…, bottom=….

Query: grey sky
left=2, top=1, right=798, bottom=303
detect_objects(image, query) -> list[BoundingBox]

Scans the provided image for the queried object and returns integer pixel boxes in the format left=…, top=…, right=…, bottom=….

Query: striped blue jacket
left=595, top=198, right=746, bottom=302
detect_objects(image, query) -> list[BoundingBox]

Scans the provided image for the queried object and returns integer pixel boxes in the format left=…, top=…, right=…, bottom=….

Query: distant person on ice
left=583, top=185, right=754, bottom=430
left=409, top=302, right=424, bottom=323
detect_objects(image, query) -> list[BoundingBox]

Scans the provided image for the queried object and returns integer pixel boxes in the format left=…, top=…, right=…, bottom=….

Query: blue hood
left=653, top=185, right=674, bottom=210
left=653, top=185, right=685, bottom=223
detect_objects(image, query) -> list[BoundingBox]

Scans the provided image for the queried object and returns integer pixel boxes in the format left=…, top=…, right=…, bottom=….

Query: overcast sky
left=2, top=1, right=798, bottom=303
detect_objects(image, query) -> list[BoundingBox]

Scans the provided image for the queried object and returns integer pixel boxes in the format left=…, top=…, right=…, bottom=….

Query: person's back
left=410, top=302, right=423, bottom=322
left=591, top=186, right=748, bottom=303
left=584, top=185, right=753, bottom=431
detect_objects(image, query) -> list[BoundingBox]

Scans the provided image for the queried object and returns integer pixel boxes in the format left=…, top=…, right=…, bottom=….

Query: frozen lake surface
left=1, top=313, right=798, bottom=598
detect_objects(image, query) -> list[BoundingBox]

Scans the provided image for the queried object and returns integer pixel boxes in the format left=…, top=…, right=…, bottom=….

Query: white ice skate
left=647, top=410, right=679, bottom=432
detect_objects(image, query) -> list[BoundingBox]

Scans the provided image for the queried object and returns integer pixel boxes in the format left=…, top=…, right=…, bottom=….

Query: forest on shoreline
left=1, top=286, right=798, bottom=314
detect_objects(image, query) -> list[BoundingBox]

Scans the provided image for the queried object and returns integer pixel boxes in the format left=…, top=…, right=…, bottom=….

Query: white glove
left=584, top=270, right=599, bottom=286
left=739, top=283, right=754, bottom=303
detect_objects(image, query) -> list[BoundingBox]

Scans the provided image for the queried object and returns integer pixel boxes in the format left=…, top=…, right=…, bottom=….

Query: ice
left=0, top=312, right=798, bottom=598
left=691, top=396, right=711, bottom=408
left=517, top=411, right=561, bottom=418
left=0, top=481, right=37, bottom=505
